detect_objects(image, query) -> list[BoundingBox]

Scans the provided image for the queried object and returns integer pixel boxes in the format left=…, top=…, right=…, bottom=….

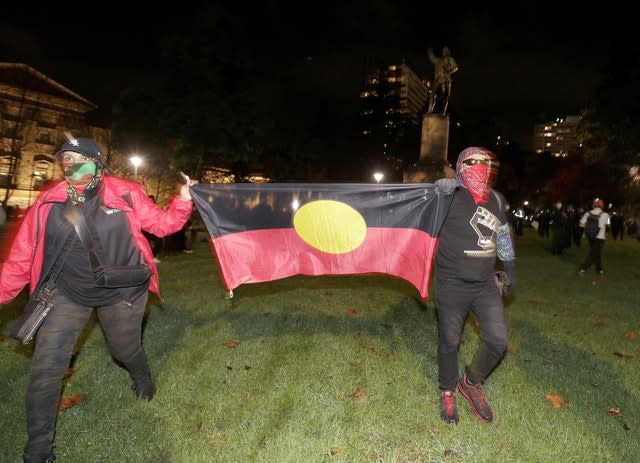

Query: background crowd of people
left=530, top=203, right=639, bottom=247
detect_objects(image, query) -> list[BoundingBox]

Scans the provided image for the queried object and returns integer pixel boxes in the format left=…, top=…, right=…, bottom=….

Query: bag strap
left=64, top=204, right=103, bottom=271
left=492, top=190, right=506, bottom=214
left=37, top=230, right=76, bottom=297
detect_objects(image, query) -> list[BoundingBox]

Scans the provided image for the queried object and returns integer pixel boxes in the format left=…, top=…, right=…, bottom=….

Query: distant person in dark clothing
left=626, top=216, right=638, bottom=237
left=610, top=212, right=624, bottom=240
left=571, top=207, right=584, bottom=247
left=143, top=195, right=163, bottom=263
left=551, top=201, right=571, bottom=255
left=537, top=209, right=551, bottom=238
left=184, top=209, right=204, bottom=253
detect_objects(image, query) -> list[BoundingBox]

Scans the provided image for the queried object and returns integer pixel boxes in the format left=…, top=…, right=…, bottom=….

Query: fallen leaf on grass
left=544, top=392, right=566, bottom=408
left=381, top=323, right=393, bottom=329
left=0, top=334, right=5, bottom=341
left=351, top=387, right=365, bottom=398
left=408, top=310, right=417, bottom=317
left=613, top=352, right=634, bottom=359
left=507, top=347, right=518, bottom=354
left=58, top=392, right=85, bottom=411
left=63, top=368, right=73, bottom=378
left=346, top=308, right=357, bottom=316
left=224, top=340, right=240, bottom=348
left=593, top=322, right=607, bottom=328
left=623, top=331, right=638, bottom=340
left=58, top=397, right=74, bottom=411
left=607, top=407, right=623, bottom=416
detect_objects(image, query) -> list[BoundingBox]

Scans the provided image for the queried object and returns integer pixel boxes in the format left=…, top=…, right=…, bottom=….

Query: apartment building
left=359, top=61, right=430, bottom=177
left=533, top=115, right=582, bottom=157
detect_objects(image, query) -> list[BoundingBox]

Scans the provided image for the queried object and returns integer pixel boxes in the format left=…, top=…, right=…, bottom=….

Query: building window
left=32, top=154, right=54, bottom=188
left=4, top=125, right=18, bottom=139
left=0, top=155, right=12, bottom=187
left=36, top=132, right=53, bottom=145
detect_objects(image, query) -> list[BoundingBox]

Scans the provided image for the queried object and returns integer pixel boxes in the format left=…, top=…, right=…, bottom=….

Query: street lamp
left=130, top=155, right=142, bottom=178
left=373, top=172, right=384, bottom=183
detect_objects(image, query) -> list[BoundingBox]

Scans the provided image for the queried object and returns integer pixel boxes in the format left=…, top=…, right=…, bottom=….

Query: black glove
left=503, top=260, right=517, bottom=296
left=434, top=178, right=458, bottom=195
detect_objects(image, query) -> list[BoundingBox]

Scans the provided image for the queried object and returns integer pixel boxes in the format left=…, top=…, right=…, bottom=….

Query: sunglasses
left=462, top=158, right=499, bottom=167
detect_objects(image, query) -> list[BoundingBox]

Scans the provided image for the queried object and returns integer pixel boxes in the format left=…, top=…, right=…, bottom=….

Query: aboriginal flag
left=191, top=183, right=452, bottom=298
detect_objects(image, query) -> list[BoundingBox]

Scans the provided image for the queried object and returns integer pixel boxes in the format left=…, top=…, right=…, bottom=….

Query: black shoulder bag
left=11, top=232, right=75, bottom=344
left=66, top=207, right=152, bottom=288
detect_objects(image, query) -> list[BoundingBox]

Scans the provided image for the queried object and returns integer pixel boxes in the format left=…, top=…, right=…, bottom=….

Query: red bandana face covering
left=455, top=147, right=498, bottom=205
left=459, top=164, right=494, bottom=204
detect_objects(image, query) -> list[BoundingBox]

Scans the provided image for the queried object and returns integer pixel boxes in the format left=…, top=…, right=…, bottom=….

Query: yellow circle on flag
left=293, top=200, right=367, bottom=254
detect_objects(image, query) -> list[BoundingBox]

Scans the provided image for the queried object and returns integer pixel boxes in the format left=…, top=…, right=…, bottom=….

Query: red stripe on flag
left=211, top=227, right=438, bottom=298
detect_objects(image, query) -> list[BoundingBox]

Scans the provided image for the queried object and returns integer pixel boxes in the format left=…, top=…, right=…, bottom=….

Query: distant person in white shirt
left=577, top=198, right=610, bottom=275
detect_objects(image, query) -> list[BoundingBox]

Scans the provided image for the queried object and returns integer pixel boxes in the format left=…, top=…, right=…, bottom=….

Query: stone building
left=0, top=62, right=110, bottom=209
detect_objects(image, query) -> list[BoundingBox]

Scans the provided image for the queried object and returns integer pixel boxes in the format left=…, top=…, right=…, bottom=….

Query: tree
left=577, top=48, right=640, bottom=210
left=112, top=3, right=271, bottom=182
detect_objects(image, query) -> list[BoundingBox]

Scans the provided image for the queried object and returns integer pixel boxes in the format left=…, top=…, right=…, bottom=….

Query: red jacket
left=0, top=175, right=192, bottom=303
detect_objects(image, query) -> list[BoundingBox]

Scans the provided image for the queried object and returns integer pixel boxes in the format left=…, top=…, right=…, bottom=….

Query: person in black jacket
left=434, top=147, right=517, bottom=425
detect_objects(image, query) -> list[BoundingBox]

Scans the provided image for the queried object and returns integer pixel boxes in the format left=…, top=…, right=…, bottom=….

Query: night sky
left=0, top=1, right=634, bottom=149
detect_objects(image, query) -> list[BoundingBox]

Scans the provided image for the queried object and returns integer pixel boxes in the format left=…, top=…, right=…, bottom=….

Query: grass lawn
left=1, top=226, right=639, bottom=462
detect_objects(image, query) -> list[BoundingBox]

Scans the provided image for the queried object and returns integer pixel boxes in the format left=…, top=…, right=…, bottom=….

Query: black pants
left=435, top=277, right=508, bottom=390
left=579, top=238, right=604, bottom=273
left=25, top=289, right=150, bottom=455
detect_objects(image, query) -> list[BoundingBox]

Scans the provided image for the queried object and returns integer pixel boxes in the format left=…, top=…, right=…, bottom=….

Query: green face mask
left=64, top=162, right=97, bottom=181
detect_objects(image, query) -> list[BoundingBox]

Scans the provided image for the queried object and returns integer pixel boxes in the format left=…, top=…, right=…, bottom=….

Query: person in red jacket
left=0, top=137, right=195, bottom=463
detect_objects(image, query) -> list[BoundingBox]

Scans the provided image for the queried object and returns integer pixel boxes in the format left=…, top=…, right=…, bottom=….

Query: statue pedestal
left=404, top=113, right=455, bottom=183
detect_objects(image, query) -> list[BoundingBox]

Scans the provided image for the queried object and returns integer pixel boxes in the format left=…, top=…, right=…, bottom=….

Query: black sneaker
left=132, top=375, right=156, bottom=401
left=439, top=390, right=459, bottom=424
left=457, top=373, right=493, bottom=423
